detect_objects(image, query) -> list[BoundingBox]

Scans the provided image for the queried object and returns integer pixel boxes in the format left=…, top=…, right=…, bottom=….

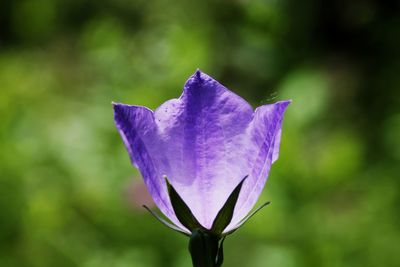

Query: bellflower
left=113, top=70, right=290, bottom=267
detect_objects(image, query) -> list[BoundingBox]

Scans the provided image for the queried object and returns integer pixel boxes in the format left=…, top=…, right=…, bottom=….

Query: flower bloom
left=113, top=70, right=290, bottom=235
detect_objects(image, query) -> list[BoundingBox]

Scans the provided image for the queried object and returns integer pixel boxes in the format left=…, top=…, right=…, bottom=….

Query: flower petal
left=224, top=100, right=290, bottom=232
left=113, top=103, right=189, bottom=233
left=152, top=70, right=255, bottom=228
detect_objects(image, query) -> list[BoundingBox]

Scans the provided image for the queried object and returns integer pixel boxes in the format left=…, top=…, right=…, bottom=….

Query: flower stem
left=188, top=229, right=224, bottom=267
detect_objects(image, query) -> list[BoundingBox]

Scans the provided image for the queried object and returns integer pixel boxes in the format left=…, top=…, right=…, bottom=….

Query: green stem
left=188, top=229, right=224, bottom=267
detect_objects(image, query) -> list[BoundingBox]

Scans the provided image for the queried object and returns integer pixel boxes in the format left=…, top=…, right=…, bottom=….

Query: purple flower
left=113, top=70, right=290, bottom=235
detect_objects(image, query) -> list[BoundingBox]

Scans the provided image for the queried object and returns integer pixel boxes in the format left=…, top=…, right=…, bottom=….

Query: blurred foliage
left=1, top=0, right=400, bottom=266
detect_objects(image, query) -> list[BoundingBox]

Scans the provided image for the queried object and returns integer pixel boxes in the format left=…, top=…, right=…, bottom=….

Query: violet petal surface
left=114, top=70, right=290, bottom=232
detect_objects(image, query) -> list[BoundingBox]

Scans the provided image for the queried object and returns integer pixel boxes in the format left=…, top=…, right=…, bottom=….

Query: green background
left=1, top=0, right=399, bottom=266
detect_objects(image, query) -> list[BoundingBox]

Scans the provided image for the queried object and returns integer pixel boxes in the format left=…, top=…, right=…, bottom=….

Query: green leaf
left=142, top=205, right=190, bottom=236
left=223, top=201, right=271, bottom=236
left=165, top=176, right=204, bottom=232
left=211, top=176, right=248, bottom=235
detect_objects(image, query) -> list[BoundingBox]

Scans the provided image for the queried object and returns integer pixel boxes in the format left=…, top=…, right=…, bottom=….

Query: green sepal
left=215, top=236, right=226, bottom=267
left=165, top=176, right=205, bottom=232
left=223, top=201, right=271, bottom=236
left=211, top=176, right=247, bottom=235
left=142, top=205, right=190, bottom=236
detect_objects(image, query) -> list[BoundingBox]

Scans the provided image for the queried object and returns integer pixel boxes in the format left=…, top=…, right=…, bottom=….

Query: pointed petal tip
left=277, top=99, right=292, bottom=106
left=112, top=102, right=127, bottom=112
left=113, top=103, right=134, bottom=117
left=189, top=69, right=213, bottom=84
left=192, top=69, right=205, bottom=82
left=113, top=103, right=123, bottom=119
left=183, top=69, right=209, bottom=92
left=112, top=103, right=127, bottom=116
left=272, top=99, right=291, bottom=113
left=113, top=103, right=155, bottom=115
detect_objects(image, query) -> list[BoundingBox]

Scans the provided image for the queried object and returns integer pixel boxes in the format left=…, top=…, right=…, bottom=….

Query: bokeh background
left=1, top=0, right=399, bottom=266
